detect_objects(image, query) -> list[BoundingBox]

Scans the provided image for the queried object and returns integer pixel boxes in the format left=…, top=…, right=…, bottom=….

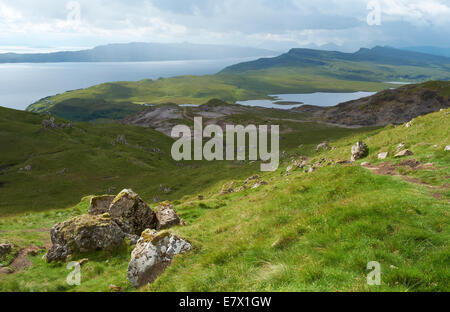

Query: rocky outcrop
left=46, top=213, right=125, bottom=262
left=156, top=202, right=183, bottom=230
left=109, top=189, right=157, bottom=236
left=127, top=230, right=191, bottom=288
left=351, top=141, right=369, bottom=161
left=88, top=195, right=115, bottom=215
left=42, top=117, right=74, bottom=129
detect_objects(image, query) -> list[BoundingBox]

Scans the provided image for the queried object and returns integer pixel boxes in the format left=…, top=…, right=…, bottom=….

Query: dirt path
left=361, top=160, right=449, bottom=200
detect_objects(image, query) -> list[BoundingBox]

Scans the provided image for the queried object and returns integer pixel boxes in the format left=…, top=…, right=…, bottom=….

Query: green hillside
left=0, top=104, right=448, bottom=291
left=26, top=47, right=450, bottom=122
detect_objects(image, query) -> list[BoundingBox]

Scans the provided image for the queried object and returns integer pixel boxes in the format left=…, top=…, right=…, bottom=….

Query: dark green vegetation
left=0, top=102, right=448, bottom=291
left=27, top=47, right=450, bottom=122
left=0, top=42, right=275, bottom=63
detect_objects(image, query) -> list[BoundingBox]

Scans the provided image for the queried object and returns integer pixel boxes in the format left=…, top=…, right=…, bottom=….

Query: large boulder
left=88, top=195, right=115, bottom=216
left=46, top=213, right=125, bottom=262
left=351, top=141, right=369, bottom=161
left=109, top=189, right=157, bottom=236
left=127, top=230, right=191, bottom=288
left=156, top=202, right=183, bottom=230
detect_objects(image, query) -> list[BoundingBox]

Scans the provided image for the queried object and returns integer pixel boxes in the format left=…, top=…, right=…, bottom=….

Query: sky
left=0, top=0, right=449, bottom=53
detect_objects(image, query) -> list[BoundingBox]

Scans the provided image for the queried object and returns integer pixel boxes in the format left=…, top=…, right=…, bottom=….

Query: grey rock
left=0, top=243, right=12, bottom=258
left=127, top=230, right=191, bottom=288
left=316, top=142, right=330, bottom=152
left=351, top=141, right=369, bottom=162
left=88, top=195, right=115, bottom=216
left=378, top=152, right=389, bottom=160
left=109, top=189, right=157, bottom=236
left=395, top=149, right=414, bottom=158
left=46, top=213, right=125, bottom=262
left=156, top=202, right=182, bottom=230
left=115, top=135, right=128, bottom=145
left=445, top=145, right=450, bottom=151
left=395, top=143, right=406, bottom=153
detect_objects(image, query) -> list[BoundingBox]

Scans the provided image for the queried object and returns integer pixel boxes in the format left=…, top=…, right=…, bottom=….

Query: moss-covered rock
left=88, top=195, right=115, bottom=215
left=109, top=189, right=157, bottom=236
left=46, top=213, right=125, bottom=262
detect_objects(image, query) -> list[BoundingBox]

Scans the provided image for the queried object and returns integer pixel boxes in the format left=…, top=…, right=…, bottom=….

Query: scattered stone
left=361, top=162, right=370, bottom=166
left=42, top=117, right=73, bottom=129
left=109, top=284, right=121, bottom=292
left=156, top=202, right=183, bottom=230
left=0, top=267, right=13, bottom=274
left=46, top=213, right=125, bottom=263
left=159, top=184, right=171, bottom=194
left=59, top=168, right=68, bottom=175
left=198, top=195, right=204, bottom=200
left=221, top=182, right=236, bottom=195
left=88, top=195, right=115, bottom=216
left=153, top=195, right=160, bottom=203
left=395, top=143, right=406, bottom=153
left=244, top=175, right=260, bottom=184
left=42, top=117, right=56, bottom=129
left=0, top=243, right=12, bottom=258
left=307, top=167, right=316, bottom=173
left=445, top=146, right=450, bottom=151
left=378, top=152, right=389, bottom=160
left=24, top=165, right=32, bottom=172
left=293, top=159, right=308, bottom=169
left=115, top=135, right=128, bottom=145
left=395, top=149, right=414, bottom=158
left=316, top=142, right=330, bottom=152
left=109, top=189, right=157, bottom=236
left=405, top=121, right=413, bottom=128
left=351, top=141, right=369, bottom=162
left=78, top=258, right=89, bottom=266
left=286, top=165, right=294, bottom=173
left=127, top=230, right=191, bottom=288
left=252, top=181, right=268, bottom=189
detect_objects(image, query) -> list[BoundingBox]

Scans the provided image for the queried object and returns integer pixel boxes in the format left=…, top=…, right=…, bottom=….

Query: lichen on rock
left=127, top=229, right=191, bottom=288
left=46, top=213, right=125, bottom=262
left=109, top=189, right=157, bottom=236
left=88, top=195, right=115, bottom=215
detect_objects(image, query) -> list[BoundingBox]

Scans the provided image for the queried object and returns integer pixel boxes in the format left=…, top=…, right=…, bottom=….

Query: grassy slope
left=0, top=108, right=448, bottom=292
left=0, top=107, right=268, bottom=217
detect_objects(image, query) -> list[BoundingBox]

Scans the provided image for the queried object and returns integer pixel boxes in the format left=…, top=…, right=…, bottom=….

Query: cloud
left=0, top=0, right=448, bottom=51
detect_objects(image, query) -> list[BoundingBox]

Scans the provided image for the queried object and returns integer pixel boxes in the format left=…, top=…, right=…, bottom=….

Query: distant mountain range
left=221, top=46, right=450, bottom=73
left=0, top=42, right=276, bottom=63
